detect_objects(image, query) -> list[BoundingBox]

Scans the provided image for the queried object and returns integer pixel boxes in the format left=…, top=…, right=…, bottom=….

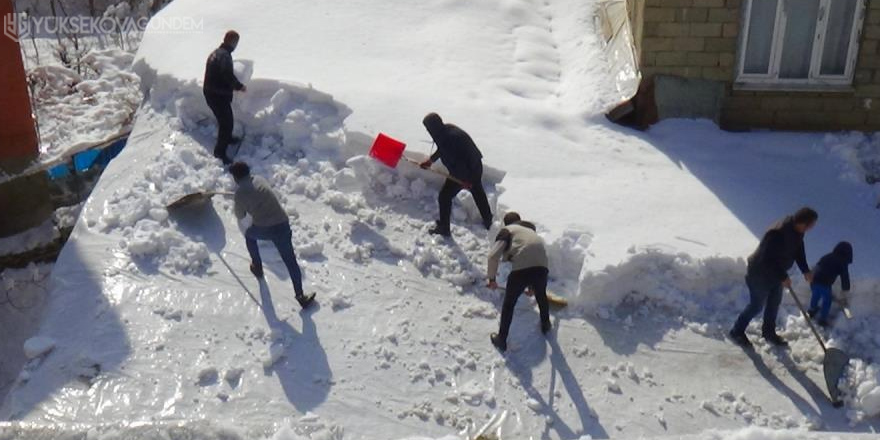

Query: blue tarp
left=48, top=137, right=128, bottom=180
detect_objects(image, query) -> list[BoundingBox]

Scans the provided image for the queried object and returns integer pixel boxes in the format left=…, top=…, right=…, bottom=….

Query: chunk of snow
left=23, top=336, right=56, bottom=359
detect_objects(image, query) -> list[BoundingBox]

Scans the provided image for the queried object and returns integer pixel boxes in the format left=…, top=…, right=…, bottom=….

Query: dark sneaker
left=541, top=321, right=552, bottom=335
left=728, top=330, right=753, bottom=348
left=230, top=136, right=242, bottom=145
left=296, top=293, right=316, bottom=309
left=808, top=308, right=818, bottom=319
left=250, top=264, right=264, bottom=279
left=429, top=225, right=451, bottom=237
left=490, top=333, right=507, bottom=352
left=483, top=218, right=493, bottom=230
left=818, top=319, right=831, bottom=328
left=764, top=333, right=789, bottom=348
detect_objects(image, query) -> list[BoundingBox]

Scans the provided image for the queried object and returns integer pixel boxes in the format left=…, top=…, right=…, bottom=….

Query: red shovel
left=369, top=133, right=468, bottom=186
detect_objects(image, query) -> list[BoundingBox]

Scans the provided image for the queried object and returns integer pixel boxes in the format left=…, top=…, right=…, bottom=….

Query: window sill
left=733, top=82, right=855, bottom=93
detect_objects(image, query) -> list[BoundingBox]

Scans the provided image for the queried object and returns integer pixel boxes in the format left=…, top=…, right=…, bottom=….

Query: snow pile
left=824, top=132, right=880, bottom=188
left=566, top=248, right=747, bottom=315
left=21, top=337, right=54, bottom=360
left=95, top=138, right=222, bottom=273
left=100, top=60, right=505, bottom=276
left=29, top=48, right=141, bottom=165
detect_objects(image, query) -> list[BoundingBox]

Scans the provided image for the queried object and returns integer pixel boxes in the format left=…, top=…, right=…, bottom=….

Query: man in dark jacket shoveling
left=729, top=207, right=818, bottom=348
left=487, top=212, right=551, bottom=352
left=231, top=162, right=315, bottom=309
left=420, top=113, right=493, bottom=237
left=204, top=30, right=247, bottom=165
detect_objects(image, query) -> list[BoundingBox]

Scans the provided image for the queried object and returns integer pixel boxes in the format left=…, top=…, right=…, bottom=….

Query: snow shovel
left=787, top=287, right=850, bottom=406
left=834, top=297, right=853, bottom=319
left=495, top=285, right=568, bottom=308
left=167, top=191, right=234, bottom=211
left=369, top=133, right=469, bottom=186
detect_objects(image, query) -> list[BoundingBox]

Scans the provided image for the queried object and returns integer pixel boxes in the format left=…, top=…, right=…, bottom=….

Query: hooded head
left=223, top=30, right=240, bottom=52
left=833, top=241, right=853, bottom=264
left=423, top=112, right=445, bottom=141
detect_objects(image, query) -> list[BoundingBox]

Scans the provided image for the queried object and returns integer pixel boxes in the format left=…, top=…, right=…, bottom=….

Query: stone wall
left=632, top=0, right=880, bottom=131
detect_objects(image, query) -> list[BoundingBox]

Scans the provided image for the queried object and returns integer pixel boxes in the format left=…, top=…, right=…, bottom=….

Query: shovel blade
left=369, top=133, right=407, bottom=168
left=824, top=347, right=850, bottom=404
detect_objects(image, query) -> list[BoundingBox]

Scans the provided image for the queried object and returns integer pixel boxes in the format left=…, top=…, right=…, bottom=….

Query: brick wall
left=633, top=0, right=880, bottom=131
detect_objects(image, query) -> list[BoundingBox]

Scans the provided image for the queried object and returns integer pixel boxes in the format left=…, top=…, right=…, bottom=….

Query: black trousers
left=204, top=91, right=234, bottom=161
left=438, top=178, right=493, bottom=232
left=498, top=267, right=550, bottom=341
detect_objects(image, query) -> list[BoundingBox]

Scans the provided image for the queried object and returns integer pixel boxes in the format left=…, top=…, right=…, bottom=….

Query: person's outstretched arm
left=487, top=240, right=505, bottom=283
left=234, top=193, right=247, bottom=220
left=224, top=52, right=244, bottom=91
left=487, top=229, right=512, bottom=285
left=795, top=240, right=811, bottom=278
left=841, top=264, right=851, bottom=292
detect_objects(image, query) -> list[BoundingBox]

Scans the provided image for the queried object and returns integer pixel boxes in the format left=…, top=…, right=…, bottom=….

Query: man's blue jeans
left=732, top=275, right=783, bottom=337
left=809, top=283, right=833, bottom=322
left=245, top=221, right=304, bottom=297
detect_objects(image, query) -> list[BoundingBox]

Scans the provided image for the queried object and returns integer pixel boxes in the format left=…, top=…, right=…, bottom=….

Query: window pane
left=779, top=0, right=820, bottom=79
left=744, top=0, right=779, bottom=74
left=821, top=0, right=858, bottom=76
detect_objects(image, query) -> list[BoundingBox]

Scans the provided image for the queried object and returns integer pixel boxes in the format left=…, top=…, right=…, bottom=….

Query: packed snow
left=4, top=0, right=880, bottom=439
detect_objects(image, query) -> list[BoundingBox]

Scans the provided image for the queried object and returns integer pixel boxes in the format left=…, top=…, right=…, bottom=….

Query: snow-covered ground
left=0, top=264, right=51, bottom=402
left=4, top=0, right=880, bottom=439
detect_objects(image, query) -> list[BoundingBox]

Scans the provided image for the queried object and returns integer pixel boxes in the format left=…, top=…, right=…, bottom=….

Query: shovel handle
left=401, top=156, right=470, bottom=187
left=787, top=287, right=828, bottom=353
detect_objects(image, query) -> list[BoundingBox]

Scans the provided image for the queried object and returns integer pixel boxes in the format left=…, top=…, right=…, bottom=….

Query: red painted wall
left=0, top=0, right=37, bottom=161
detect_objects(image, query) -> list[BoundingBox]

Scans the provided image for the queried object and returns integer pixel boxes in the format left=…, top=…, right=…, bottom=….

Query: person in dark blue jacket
left=419, top=113, right=494, bottom=237
left=808, top=241, right=853, bottom=326
left=204, top=30, right=247, bottom=165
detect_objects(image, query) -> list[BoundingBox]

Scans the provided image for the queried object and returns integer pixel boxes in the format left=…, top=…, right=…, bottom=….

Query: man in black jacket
left=204, top=30, right=246, bottom=165
left=730, top=207, right=818, bottom=348
left=419, top=113, right=493, bottom=237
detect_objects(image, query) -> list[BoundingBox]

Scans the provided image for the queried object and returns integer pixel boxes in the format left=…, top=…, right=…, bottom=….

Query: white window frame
left=735, top=0, right=866, bottom=90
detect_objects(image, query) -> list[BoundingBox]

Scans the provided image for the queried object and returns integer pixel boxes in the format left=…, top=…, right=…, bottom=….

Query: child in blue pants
left=808, top=242, right=853, bottom=326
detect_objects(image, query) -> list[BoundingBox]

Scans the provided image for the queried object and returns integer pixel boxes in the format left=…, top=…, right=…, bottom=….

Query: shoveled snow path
left=4, top=112, right=878, bottom=439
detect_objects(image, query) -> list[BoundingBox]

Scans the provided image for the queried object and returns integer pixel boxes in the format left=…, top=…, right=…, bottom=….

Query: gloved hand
left=487, top=279, right=499, bottom=290
left=420, top=159, right=433, bottom=170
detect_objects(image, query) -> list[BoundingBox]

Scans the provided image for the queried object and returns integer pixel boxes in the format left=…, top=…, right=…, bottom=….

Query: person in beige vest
left=487, top=212, right=551, bottom=352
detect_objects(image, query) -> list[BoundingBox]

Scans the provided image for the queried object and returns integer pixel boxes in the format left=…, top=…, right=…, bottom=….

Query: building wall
left=634, top=0, right=880, bottom=131
left=0, top=0, right=53, bottom=237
